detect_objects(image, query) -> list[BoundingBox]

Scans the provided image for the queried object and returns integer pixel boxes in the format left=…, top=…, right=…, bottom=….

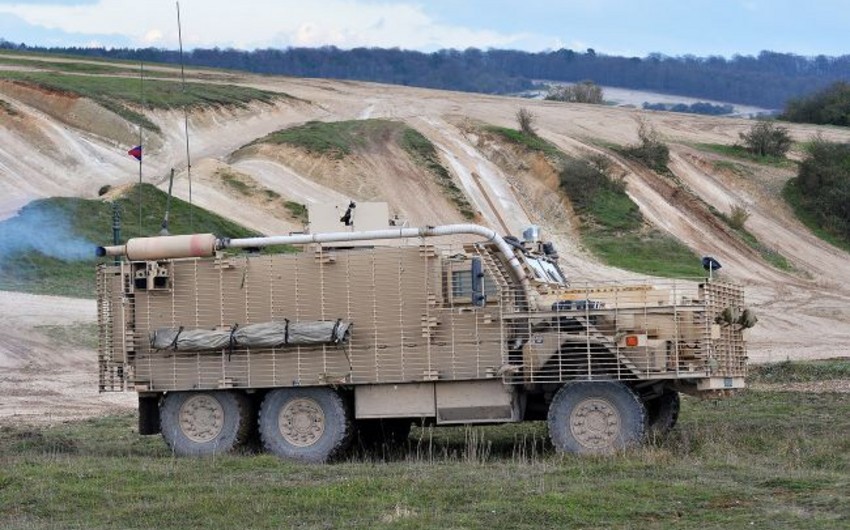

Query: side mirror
left=471, top=257, right=486, bottom=307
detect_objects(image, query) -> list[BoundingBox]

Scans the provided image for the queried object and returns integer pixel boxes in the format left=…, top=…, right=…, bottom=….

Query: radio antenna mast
left=176, top=1, right=193, bottom=230
left=138, top=60, right=145, bottom=235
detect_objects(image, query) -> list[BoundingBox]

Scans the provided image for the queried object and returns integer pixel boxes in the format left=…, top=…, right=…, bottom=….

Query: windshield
left=525, top=256, right=566, bottom=285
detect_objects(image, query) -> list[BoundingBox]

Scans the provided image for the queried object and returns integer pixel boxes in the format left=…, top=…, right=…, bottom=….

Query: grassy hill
left=0, top=184, right=261, bottom=298
left=0, top=68, right=285, bottom=132
left=486, top=126, right=704, bottom=277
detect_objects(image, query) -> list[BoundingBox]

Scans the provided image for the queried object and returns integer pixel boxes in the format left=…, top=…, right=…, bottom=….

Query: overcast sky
left=0, top=0, right=847, bottom=58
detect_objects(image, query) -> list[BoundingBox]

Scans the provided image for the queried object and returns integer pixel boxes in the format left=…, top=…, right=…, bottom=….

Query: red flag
left=128, top=145, right=142, bottom=161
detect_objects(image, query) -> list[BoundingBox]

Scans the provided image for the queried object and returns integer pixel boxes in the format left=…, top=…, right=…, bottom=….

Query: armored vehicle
left=96, top=205, right=751, bottom=462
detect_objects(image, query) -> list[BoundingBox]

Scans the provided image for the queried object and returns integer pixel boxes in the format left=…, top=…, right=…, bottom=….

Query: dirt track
left=0, top=291, right=135, bottom=425
left=2, top=64, right=850, bottom=426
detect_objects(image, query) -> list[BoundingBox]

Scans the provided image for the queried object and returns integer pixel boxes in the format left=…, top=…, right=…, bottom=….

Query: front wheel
left=259, top=387, right=352, bottom=463
left=547, top=381, right=646, bottom=454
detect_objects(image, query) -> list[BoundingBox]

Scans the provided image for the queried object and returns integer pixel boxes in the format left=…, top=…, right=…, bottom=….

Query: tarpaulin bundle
left=150, top=319, right=352, bottom=352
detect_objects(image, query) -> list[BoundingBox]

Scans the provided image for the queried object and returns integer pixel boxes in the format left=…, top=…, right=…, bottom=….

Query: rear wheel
left=547, top=381, right=646, bottom=454
left=259, top=387, right=352, bottom=463
left=160, top=390, right=251, bottom=456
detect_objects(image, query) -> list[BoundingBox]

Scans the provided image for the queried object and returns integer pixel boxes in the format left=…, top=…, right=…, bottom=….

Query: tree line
left=782, top=82, right=850, bottom=126
left=3, top=40, right=850, bottom=109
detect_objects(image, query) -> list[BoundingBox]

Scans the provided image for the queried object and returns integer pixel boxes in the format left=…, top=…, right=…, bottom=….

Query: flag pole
left=177, top=1, right=193, bottom=231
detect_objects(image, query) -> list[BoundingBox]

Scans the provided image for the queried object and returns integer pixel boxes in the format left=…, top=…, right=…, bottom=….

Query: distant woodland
left=3, top=41, right=850, bottom=109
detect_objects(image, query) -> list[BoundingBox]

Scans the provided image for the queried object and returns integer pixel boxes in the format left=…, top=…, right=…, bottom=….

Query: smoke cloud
left=0, top=202, right=94, bottom=262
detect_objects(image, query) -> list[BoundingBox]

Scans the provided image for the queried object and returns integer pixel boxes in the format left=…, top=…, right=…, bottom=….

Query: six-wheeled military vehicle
left=96, top=204, right=751, bottom=462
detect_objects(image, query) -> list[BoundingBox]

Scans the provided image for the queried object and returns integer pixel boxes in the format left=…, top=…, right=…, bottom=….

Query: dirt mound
left=165, top=158, right=303, bottom=236
left=0, top=79, right=137, bottom=145
left=232, top=128, right=470, bottom=228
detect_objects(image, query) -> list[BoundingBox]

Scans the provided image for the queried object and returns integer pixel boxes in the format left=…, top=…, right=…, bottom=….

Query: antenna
left=138, top=60, right=145, bottom=236
left=160, top=168, right=175, bottom=236
left=176, top=1, right=193, bottom=230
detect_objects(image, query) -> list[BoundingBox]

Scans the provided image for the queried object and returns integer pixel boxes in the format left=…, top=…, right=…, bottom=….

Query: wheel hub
left=569, top=397, right=621, bottom=450
left=279, top=398, right=326, bottom=447
left=179, top=394, right=225, bottom=443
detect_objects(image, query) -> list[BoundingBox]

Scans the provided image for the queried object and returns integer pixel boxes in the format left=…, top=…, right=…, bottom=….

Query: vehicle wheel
left=646, top=390, right=680, bottom=437
left=547, top=381, right=646, bottom=454
left=160, top=391, right=251, bottom=456
left=355, top=419, right=412, bottom=451
left=258, top=387, right=352, bottom=463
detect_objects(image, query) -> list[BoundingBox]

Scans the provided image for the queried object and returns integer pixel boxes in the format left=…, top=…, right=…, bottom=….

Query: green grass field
left=0, top=54, right=148, bottom=76
left=695, top=143, right=796, bottom=168
left=1, top=361, right=848, bottom=529
left=249, top=119, right=401, bottom=158
left=0, top=70, right=283, bottom=132
left=485, top=125, right=563, bottom=159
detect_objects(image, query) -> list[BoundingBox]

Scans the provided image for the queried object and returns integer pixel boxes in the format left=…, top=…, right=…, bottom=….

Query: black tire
left=355, top=418, right=412, bottom=452
left=547, top=381, right=647, bottom=454
left=646, top=390, right=680, bottom=437
left=258, top=387, right=352, bottom=463
left=160, top=390, right=251, bottom=456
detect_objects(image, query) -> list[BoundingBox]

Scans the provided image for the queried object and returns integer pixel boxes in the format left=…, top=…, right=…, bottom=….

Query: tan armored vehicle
left=96, top=203, right=751, bottom=462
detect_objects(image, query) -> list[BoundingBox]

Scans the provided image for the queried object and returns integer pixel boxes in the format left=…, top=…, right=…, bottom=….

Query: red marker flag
left=128, top=145, right=142, bottom=161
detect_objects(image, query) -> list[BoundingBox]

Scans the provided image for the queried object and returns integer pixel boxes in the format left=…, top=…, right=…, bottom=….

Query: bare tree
left=516, top=107, right=536, bottom=136
left=623, top=117, right=669, bottom=172
left=545, top=80, right=604, bottom=104
left=729, top=205, right=750, bottom=230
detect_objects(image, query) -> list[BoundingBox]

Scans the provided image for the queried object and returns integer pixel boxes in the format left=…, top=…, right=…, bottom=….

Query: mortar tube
left=96, top=244, right=127, bottom=257
left=222, top=224, right=532, bottom=310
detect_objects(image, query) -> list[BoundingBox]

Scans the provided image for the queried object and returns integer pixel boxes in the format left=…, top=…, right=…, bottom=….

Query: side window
left=451, top=270, right=497, bottom=301
left=452, top=270, right=473, bottom=299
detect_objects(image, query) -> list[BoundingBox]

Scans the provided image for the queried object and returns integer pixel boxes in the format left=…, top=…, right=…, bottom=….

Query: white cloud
left=0, top=0, right=550, bottom=51
left=142, top=29, right=163, bottom=44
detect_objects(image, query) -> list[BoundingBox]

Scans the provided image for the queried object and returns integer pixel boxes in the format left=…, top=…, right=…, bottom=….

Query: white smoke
left=0, top=202, right=94, bottom=262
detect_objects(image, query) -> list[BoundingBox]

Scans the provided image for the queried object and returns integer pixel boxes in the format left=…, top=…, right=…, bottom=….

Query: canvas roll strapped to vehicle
left=96, top=213, right=754, bottom=462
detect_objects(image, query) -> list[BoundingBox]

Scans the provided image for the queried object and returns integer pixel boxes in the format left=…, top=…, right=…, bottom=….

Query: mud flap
left=138, top=394, right=161, bottom=435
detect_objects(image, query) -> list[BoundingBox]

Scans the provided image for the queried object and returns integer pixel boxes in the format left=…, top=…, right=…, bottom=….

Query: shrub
left=782, top=81, right=850, bottom=126
left=790, top=138, right=850, bottom=242
left=545, top=80, right=604, bottom=104
left=559, top=156, right=628, bottom=229
left=739, top=120, right=792, bottom=157
left=728, top=205, right=750, bottom=230
left=516, top=107, right=536, bottom=136
left=622, top=118, right=670, bottom=173
left=642, top=101, right=734, bottom=116
left=559, top=158, right=606, bottom=210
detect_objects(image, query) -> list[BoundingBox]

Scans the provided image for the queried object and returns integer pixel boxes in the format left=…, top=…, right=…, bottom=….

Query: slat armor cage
left=97, top=242, right=748, bottom=393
